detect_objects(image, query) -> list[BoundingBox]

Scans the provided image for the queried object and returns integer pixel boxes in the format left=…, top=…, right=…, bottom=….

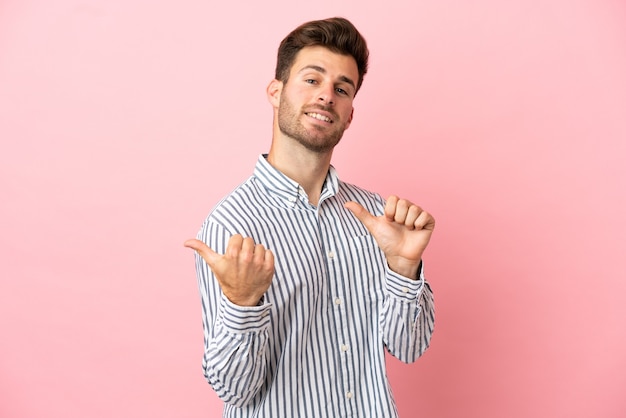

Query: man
left=185, top=17, right=435, bottom=417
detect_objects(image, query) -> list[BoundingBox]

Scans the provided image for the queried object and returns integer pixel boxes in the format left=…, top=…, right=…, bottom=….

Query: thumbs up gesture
left=184, top=235, right=275, bottom=306
left=345, top=196, right=435, bottom=280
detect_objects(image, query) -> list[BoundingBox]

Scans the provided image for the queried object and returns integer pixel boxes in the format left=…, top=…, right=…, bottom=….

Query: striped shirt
left=194, top=155, right=435, bottom=418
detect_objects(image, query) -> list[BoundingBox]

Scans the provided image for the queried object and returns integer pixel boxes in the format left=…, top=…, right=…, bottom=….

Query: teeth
left=307, top=112, right=332, bottom=123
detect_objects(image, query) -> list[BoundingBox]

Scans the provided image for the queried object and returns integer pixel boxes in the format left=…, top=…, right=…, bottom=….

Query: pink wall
left=1, top=0, right=625, bottom=417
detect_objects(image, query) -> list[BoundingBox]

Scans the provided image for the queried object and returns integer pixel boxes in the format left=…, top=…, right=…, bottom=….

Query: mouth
left=305, top=112, right=333, bottom=124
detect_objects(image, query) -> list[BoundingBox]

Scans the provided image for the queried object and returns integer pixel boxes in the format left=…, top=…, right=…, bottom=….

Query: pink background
left=1, top=0, right=625, bottom=417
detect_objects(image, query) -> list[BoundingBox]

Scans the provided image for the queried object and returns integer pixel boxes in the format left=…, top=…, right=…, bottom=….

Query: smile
left=306, top=112, right=333, bottom=123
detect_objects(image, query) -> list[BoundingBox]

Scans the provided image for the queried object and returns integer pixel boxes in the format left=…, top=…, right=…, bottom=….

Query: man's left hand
left=345, top=195, right=435, bottom=280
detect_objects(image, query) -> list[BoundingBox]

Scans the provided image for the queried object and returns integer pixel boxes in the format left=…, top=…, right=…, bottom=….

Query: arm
left=345, top=196, right=436, bottom=362
left=186, top=221, right=274, bottom=407
left=380, top=265, right=435, bottom=362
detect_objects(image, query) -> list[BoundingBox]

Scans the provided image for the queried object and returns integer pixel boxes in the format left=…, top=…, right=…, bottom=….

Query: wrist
left=387, top=258, right=422, bottom=280
left=224, top=291, right=265, bottom=307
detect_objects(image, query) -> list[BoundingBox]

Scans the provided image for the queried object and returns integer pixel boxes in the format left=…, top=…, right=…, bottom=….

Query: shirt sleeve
left=194, top=219, right=271, bottom=407
left=380, top=263, right=435, bottom=363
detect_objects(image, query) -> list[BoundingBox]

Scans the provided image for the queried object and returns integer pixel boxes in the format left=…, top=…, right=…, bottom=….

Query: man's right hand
left=184, top=235, right=275, bottom=306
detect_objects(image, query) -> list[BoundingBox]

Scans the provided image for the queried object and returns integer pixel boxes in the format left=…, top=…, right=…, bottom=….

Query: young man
left=185, top=17, right=435, bottom=417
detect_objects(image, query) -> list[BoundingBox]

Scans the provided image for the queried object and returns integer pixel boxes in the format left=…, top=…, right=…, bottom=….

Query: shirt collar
left=254, top=154, right=339, bottom=206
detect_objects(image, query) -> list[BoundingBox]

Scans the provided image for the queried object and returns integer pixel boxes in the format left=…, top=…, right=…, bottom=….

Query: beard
left=277, top=94, right=349, bottom=153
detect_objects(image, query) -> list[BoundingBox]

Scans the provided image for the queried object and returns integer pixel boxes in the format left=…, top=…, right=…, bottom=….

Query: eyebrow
left=299, top=65, right=356, bottom=91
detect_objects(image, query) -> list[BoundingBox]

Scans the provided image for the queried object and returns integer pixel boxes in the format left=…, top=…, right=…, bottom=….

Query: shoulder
left=337, top=180, right=385, bottom=214
left=338, top=179, right=381, bottom=201
left=199, top=176, right=262, bottom=227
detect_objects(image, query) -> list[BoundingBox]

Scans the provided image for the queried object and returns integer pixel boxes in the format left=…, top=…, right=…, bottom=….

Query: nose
left=317, top=85, right=335, bottom=105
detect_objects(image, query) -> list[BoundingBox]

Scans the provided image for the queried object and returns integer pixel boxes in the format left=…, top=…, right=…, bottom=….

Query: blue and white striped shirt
left=194, top=155, right=435, bottom=418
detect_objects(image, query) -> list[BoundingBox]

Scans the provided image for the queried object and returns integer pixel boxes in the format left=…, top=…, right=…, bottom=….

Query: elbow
left=204, top=363, right=265, bottom=408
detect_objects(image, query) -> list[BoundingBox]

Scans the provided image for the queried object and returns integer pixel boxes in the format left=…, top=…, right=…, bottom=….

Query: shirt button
left=288, top=196, right=296, bottom=202
left=327, top=251, right=335, bottom=259
left=341, top=344, right=349, bottom=352
left=334, top=298, right=342, bottom=305
left=346, top=391, right=353, bottom=399
left=402, top=287, right=409, bottom=293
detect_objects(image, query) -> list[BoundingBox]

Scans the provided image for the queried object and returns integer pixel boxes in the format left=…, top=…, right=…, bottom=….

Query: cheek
left=343, top=107, right=354, bottom=127
left=288, top=85, right=311, bottom=100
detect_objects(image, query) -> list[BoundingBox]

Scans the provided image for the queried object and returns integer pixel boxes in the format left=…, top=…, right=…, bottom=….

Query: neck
left=267, top=137, right=333, bottom=207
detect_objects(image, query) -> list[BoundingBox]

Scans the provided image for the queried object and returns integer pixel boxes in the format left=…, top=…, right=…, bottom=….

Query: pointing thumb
left=344, top=201, right=377, bottom=232
left=184, top=238, right=219, bottom=266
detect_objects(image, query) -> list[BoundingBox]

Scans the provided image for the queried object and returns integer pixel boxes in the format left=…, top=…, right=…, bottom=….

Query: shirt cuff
left=385, top=264, right=425, bottom=301
left=219, top=293, right=272, bottom=334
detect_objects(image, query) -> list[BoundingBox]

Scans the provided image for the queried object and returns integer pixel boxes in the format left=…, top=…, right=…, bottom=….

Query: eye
left=335, top=87, right=348, bottom=96
left=305, top=79, right=317, bottom=84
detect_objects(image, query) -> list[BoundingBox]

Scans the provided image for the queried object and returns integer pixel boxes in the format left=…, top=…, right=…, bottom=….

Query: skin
left=184, top=45, right=435, bottom=306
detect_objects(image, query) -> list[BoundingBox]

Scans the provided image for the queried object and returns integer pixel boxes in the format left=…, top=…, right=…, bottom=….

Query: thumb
left=344, top=201, right=377, bottom=232
left=184, top=238, right=220, bottom=266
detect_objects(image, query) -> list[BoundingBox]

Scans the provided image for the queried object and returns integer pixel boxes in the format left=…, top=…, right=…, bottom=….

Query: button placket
left=318, top=199, right=355, bottom=415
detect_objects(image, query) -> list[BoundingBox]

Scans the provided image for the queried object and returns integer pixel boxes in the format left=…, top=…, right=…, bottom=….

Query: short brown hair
left=275, top=17, right=369, bottom=94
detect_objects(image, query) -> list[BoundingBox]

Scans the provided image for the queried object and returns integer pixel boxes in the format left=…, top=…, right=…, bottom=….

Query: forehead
left=290, top=45, right=359, bottom=81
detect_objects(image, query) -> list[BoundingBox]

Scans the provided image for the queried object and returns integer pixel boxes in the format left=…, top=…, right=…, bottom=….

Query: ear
left=345, top=107, right=354, bottom=130
left=266, top=79, right=283, bottom=108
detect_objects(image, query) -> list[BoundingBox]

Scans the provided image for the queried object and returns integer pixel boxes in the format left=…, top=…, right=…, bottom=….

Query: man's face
left=277, top=45, right=358, bottom=153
